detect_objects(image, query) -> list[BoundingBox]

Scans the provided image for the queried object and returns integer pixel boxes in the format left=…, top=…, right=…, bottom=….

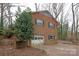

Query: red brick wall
left=32, top=13, right=58, bottom=44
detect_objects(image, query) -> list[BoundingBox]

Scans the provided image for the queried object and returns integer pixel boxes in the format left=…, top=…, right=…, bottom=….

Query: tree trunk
left=35, top=3, right=38, bottom=12
left=0, top=3, right=4, bottom=29
left=60, top=3, right=64, bottom=40
left=7, top=3, right=12, bottom=28
left=27, top=39, right=31, bottom=47
left=71, top=3, right=76, bottom=42
left=75, top=14, right=79, bottom=41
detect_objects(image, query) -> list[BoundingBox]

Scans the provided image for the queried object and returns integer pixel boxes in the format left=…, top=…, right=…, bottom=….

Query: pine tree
left=15, top=8, right=33, bottom=48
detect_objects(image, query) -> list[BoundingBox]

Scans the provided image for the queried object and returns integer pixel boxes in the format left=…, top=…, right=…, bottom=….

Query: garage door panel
left=31, top=35, right=44, bottom=45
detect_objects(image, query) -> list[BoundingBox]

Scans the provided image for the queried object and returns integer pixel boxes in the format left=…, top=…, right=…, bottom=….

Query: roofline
left=32, top=11, right=59, bottom=26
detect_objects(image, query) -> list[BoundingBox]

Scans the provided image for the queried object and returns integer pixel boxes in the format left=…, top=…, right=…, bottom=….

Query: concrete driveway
left=37, top=41, right=79, bottom=56
left=43, top=44, right=77, bottom=56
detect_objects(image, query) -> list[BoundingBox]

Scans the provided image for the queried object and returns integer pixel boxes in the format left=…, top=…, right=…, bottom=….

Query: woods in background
left=34, top=3, right=79, bottom=42
left=0, top=3, right=79, bottom=43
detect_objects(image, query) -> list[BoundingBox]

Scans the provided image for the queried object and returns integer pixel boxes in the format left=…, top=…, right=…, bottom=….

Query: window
left=33, top=35, right=44, bottom=40
left=48, top=22, right=55, bottom=28
left=34, top=37, right=38, bottom=40
left=35, top=19, right=44, bottom=26
left=48, top=35, right=55, bottom=40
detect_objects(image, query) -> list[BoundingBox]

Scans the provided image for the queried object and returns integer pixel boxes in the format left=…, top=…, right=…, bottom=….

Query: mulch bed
left=0, top=45, right=47, bottom=56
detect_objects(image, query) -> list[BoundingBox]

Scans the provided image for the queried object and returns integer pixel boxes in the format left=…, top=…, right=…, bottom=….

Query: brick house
left=31, top=10, right=59, bottom=45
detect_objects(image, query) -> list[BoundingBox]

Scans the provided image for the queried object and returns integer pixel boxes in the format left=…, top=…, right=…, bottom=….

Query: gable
left=32, top=11, right=59, bottom=26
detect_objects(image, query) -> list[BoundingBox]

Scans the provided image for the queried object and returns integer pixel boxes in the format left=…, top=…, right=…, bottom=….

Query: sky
left=11, top=3, right=71, bottom=16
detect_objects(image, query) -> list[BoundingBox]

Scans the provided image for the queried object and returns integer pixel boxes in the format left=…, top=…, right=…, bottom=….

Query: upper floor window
left=48, top=22, right=55, bottom=28
left=35, top=19, right=44, bottom=26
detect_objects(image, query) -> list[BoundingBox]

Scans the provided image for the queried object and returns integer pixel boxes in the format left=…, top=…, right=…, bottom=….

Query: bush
left=0, top=30, right=3, bottom=35
left=0, top=27, right=3, bottom=35
left=4, top=29, right=14, bottom=38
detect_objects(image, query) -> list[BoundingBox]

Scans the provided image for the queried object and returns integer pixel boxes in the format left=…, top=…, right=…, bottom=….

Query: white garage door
left=31, top=35, right=44, bottom=45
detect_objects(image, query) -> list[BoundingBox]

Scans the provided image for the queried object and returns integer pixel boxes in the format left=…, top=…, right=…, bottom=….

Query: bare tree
left=75, top=4, right=79, bottom=41
left=52, top=3, right=57, bottom=18
left=6, top=3, right=12, bottom=28
left=71, top=3, right=76, bottom=42
left=71, top=3, right=79, bottom=42
left=35, top=3, right=40, bottom=12
left=39, top=3, right=64, bottom=19
left=75, top=14, right=79, bottom=41
left=52, top=3, right=64, bottom=19
left=0, top=3, right=25, bottom=29
left=0, top=3, right=4, bottom=29
left=0, top=3, right=12, bottom=29
left=60, top=3, right=64, bottom=40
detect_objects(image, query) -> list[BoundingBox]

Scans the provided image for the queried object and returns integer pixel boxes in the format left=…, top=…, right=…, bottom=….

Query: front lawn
left=0, top=45, right=47, bottom=56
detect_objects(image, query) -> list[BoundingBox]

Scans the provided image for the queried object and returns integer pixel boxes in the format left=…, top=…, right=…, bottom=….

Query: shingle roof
left=39, top=10, right=53, bottom=17
left=32, top=10, right=53, bottom=18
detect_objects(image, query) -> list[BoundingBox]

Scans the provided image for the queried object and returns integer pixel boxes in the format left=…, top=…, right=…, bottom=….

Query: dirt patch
left=0, top=45, right=47, bottom=56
